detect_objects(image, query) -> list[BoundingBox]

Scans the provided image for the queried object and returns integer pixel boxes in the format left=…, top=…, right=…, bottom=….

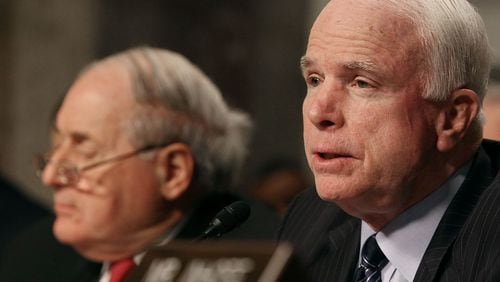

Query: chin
left=314, top=176, right=366, bottom=202
left=53, top=218, right=88, bottom=246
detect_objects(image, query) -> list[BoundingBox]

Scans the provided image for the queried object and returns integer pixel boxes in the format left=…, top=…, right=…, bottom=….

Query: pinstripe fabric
left=414, top=140, right=500, bottom=282
left=278, top=140, right=500, bottom=282
left=278, top=187, right=360, bottom=281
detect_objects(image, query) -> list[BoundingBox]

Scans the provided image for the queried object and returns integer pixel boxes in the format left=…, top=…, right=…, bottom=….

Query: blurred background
left=0, top=0, right=499, bottom=209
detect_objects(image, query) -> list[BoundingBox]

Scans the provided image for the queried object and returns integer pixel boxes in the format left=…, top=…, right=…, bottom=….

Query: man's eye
left=307, top=75, right=322, bottom=87
left=355, top=79, right=372, bottom=89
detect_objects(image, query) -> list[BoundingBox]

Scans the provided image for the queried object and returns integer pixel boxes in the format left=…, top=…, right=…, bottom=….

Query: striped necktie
left=354, top=235, right=388, bottom=282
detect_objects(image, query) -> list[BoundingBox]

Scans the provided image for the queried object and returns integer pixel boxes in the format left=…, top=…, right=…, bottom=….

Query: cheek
left=348, top=101, right=411, bottom=158
left=65, top=194, right=119, bottom=238
left=302, top=111, right=312, bottom=154
left=302, top=95, right=317, bottom=131
left=83, top=196, right=117, bottom=221
left=100, top=170, right=166, bottom=224
left=53, top=193, right=117, bottom=244
left=75, top=187, right=155, bottom=238
left=302, top=101, right=310, bottom=132
left=361, top=107, right=433, bottom=182
left=75, top=172, right=140, bottom=231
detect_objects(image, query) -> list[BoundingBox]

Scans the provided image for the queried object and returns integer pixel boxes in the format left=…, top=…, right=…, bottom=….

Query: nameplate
left=126, top=240, right=300, bottom=282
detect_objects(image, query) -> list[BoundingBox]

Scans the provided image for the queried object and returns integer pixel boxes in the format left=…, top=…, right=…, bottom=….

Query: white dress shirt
left=359, top=162, right=470, bottom=281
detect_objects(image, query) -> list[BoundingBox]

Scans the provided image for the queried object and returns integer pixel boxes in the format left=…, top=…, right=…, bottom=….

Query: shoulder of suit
left=482, top=139, right=500, bottom=169
left=278, top=187, right=347, bottom=237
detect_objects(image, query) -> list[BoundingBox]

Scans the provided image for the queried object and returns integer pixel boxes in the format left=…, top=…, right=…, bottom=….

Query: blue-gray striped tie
left=354, top=235, right=388, bottom=282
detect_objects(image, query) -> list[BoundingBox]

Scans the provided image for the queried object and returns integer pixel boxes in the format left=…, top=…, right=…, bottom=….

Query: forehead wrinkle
left=308, top=25, right=419, bottom=84
left=309, top=29, right=396, bottom=61
left=310, top=4, right=418, bottom=61
left=59, top=64, right=136, bottom=151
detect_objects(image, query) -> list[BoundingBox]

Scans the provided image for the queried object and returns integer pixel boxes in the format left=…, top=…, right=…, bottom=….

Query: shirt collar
left=360, top=161, right=470, bottom=281
left=100, top=214, right=190, bottom=280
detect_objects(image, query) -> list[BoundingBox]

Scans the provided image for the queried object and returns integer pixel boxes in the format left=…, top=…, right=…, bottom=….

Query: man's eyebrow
left=66, top=131, right=91, bottom=144
left=344, top=61, right=377, bottom=73
left=300, top=56, right=312, bottom=72
left=300, top=57, right=377, bottom=73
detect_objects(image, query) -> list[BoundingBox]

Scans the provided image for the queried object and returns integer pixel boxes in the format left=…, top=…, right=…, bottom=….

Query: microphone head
left=211, top=201, right=251, bottom=234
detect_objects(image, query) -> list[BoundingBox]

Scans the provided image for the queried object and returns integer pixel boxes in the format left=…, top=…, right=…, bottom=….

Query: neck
left=75, top=210, right=185, bottom=262
left=353, top=144, right=478, bottom=231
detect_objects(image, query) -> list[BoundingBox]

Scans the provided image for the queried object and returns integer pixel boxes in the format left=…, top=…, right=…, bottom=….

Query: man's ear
left=155, top=143, right=194, bottom=200
left=436, top=88, right=480, bottom=152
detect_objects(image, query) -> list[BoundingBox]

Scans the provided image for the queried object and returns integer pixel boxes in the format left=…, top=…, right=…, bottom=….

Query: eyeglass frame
left=34, top=143, right=168, bottom=185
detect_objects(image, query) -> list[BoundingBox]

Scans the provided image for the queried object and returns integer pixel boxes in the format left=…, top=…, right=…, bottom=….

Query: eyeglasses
left=34, top=144, right=165, bottom=186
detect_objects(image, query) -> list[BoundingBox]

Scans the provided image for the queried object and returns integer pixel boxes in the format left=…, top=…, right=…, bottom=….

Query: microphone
left=195, top=201, right=251, bottom=241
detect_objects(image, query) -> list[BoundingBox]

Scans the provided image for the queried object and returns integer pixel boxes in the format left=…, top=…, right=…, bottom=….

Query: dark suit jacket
left=278, top=140, right=500, bottom=282
left=0, top=192, right=279, bottom=282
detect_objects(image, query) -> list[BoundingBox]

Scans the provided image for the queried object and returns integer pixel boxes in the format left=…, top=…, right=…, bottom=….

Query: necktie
left=354, top=235, right=388, bottom=282
left=109, top=257, right=136, bottom=282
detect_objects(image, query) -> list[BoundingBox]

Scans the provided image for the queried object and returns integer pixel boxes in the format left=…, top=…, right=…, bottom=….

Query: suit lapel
left=297, top=199, right=360, bottom=281
left=414, top=146, right=495, bottom=281
left=328, top=217, right=361, bottom=281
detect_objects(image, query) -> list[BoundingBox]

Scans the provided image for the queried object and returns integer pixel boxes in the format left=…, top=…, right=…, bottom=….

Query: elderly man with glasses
left=0, top=47, right=278, bottom=282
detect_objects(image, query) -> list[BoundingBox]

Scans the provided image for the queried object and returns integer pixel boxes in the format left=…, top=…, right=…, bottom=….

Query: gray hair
left=382, top=0, right=490, bottom=101
left=91, top=47, right=252, bottom=192
left=382, top=0, right=491, bottom=132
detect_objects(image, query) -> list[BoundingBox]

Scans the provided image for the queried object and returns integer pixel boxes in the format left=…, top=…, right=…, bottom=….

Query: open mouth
left=318, top=152, right=351, bottom=159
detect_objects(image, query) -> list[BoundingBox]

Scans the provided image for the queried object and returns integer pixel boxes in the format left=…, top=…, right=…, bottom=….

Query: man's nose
left=42, top=161, right=62, bottom=188
left=303, top=82, right=344, bottom=130
left=41, top=148, right=72, bottom=188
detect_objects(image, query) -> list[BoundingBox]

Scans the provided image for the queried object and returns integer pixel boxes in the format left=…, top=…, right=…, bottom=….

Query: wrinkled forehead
left=56, top=62, right=138, bottom=147
left=313, top=0, right=419, bottom=44
left=63, top=63, right=134, bottom=116
left=308, top=0, right=425, bottom=73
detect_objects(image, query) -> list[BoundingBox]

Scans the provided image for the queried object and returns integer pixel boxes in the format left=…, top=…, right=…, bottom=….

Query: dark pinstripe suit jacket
left=278, top=140, right=500, bottom=282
